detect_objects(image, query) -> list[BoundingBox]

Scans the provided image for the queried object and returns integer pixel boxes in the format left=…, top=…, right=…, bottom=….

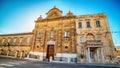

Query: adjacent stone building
left=116, top=46, right=120, bottom=59
left=76, top=14, right=117, bottom=63
left=0, top=32, right=33, bottom=58
left=0, top=7, right=117, bottom=63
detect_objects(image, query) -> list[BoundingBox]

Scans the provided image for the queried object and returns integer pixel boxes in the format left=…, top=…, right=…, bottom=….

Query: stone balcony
left=85, top=40, right=103, bottom=48
left=86, top=40, right=103, bottom=45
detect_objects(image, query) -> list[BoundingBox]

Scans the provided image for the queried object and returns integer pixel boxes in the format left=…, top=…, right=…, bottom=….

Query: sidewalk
left=0, top=55, right=26, bottom=61
left=0, top=55, right=120, bottom=67
left=0, top=55, right=16, bottom=58
left=76, top=63, right=120, bottom=67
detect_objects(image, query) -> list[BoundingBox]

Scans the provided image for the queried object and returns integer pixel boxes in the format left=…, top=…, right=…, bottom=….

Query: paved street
left=0, top=57, right=120, bottom=68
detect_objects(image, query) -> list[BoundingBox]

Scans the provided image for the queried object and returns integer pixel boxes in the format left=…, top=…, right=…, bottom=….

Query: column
left=95, top=51, right=97, bottom=62
left=101, top=48, right=105, bottom=63
left=86, top=48, right=87, bottom=62
left=41, top=51, right=45, bottom=61
left=27, top=52, right=30, bottom=58
left=67, top=57, right=69, bottom=63
left=0, top=50, right=2, bottom=55
left=20, top=51, right=23, bottom=59
left=15, top=51, right=18, bottom=58
left=7, top=50, right=9, bottom=56
left=87, top=47, right=91, bottom=63
left=96, top=48, right=99, bottom=62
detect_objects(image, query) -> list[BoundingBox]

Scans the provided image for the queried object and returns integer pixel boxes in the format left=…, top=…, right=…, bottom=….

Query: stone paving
left=0, top=57, right=120, bottom=68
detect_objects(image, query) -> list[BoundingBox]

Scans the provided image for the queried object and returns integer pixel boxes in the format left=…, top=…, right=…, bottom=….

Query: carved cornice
left=77, top=13, right=106, bottom=19
left=35, top=16, right=76, bottom=22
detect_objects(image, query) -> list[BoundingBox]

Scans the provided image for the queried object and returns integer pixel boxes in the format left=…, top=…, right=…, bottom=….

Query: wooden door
left=46, top=45, right=54, bottom=60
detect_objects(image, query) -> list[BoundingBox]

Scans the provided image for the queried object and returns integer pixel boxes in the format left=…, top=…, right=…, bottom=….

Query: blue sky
left=0, top=0, right=120, bottom=46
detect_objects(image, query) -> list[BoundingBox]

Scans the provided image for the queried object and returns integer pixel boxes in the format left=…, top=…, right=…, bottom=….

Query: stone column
left=94, top=51, right=97, bottom=62
left=27, top=52, right=29, bottom=58
left=20, top=51, right=23, bottom=59
left=87, top=47, right=91, bottom=63
left=0, top=50, right=2, bottom=55
left=97, top=48, right=99, bottom=62
left=15, top=51, right=18, bottom=58
left=68, top=57, right=70, bottom=63
left=7, top=50, right=9, bottom=56
left=101, top=48, right=105, bottom=63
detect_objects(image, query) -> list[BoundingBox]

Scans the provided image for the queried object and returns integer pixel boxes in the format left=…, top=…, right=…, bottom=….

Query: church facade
left=0, top=7, right=117, bottom=63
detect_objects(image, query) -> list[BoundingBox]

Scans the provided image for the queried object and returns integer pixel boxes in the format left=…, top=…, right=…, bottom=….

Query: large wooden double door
left=46, top=45, right=54, bottom=60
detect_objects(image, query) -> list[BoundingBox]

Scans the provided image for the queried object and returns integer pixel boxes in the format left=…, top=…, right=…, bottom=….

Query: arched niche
left=86, top=33, right=95, bottom=40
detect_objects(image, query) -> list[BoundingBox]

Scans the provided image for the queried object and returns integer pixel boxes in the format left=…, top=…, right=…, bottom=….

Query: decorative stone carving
left=46, top=6, right=62, bottom=19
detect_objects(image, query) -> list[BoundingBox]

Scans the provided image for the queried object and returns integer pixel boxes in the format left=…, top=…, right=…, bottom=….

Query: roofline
left=77, top=13, right=106, bottom=17
left=35, top=16, right=76, bottom=22
left=46, top=7, right=62, bottom=14
left=0, top=32, right=33, bottom=36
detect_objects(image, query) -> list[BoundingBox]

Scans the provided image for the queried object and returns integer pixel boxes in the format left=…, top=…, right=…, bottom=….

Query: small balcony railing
left=86, top=40, right=102, bottom=45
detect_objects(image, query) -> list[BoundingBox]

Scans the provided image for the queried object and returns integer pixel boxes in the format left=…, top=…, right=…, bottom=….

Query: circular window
left=64, top=46, right=68, bottom=49
left=36, top=46, right=39, bottom=48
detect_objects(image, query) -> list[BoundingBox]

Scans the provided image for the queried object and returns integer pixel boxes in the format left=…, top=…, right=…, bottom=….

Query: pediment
left=46, top=6, right=62, bottom=19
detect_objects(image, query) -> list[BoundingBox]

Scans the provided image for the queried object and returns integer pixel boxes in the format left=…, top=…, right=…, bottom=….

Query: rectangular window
left=37, top=32, right=41, bottom=39
left=97, top=36, right=102, bottom=41
left=96, top=21, right=100, bottom=27
left=14, top=38, right=16, bottom=44
left=64, top=31, right=69, bottom=38
left=86, top=21, right=91, bottom=28
left=2, top=39, right=5, bottom=44
left=27, top=37, right=30, bottom=44
left=80, top=36, right=84, bottom=42
left=50, top=31, right=54, bottom=38
left=78, top=22, right=82, bottom=28
left=19, top=37, right=22, bottom=44
left=8, top=39, right=11, bottom=43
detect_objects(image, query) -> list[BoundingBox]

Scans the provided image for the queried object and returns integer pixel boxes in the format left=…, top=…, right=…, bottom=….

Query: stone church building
left=0, top=7, right=117, bottom=63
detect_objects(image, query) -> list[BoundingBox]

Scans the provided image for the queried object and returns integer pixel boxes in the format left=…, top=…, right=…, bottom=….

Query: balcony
left=86, top=40, right=103, bottom=45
